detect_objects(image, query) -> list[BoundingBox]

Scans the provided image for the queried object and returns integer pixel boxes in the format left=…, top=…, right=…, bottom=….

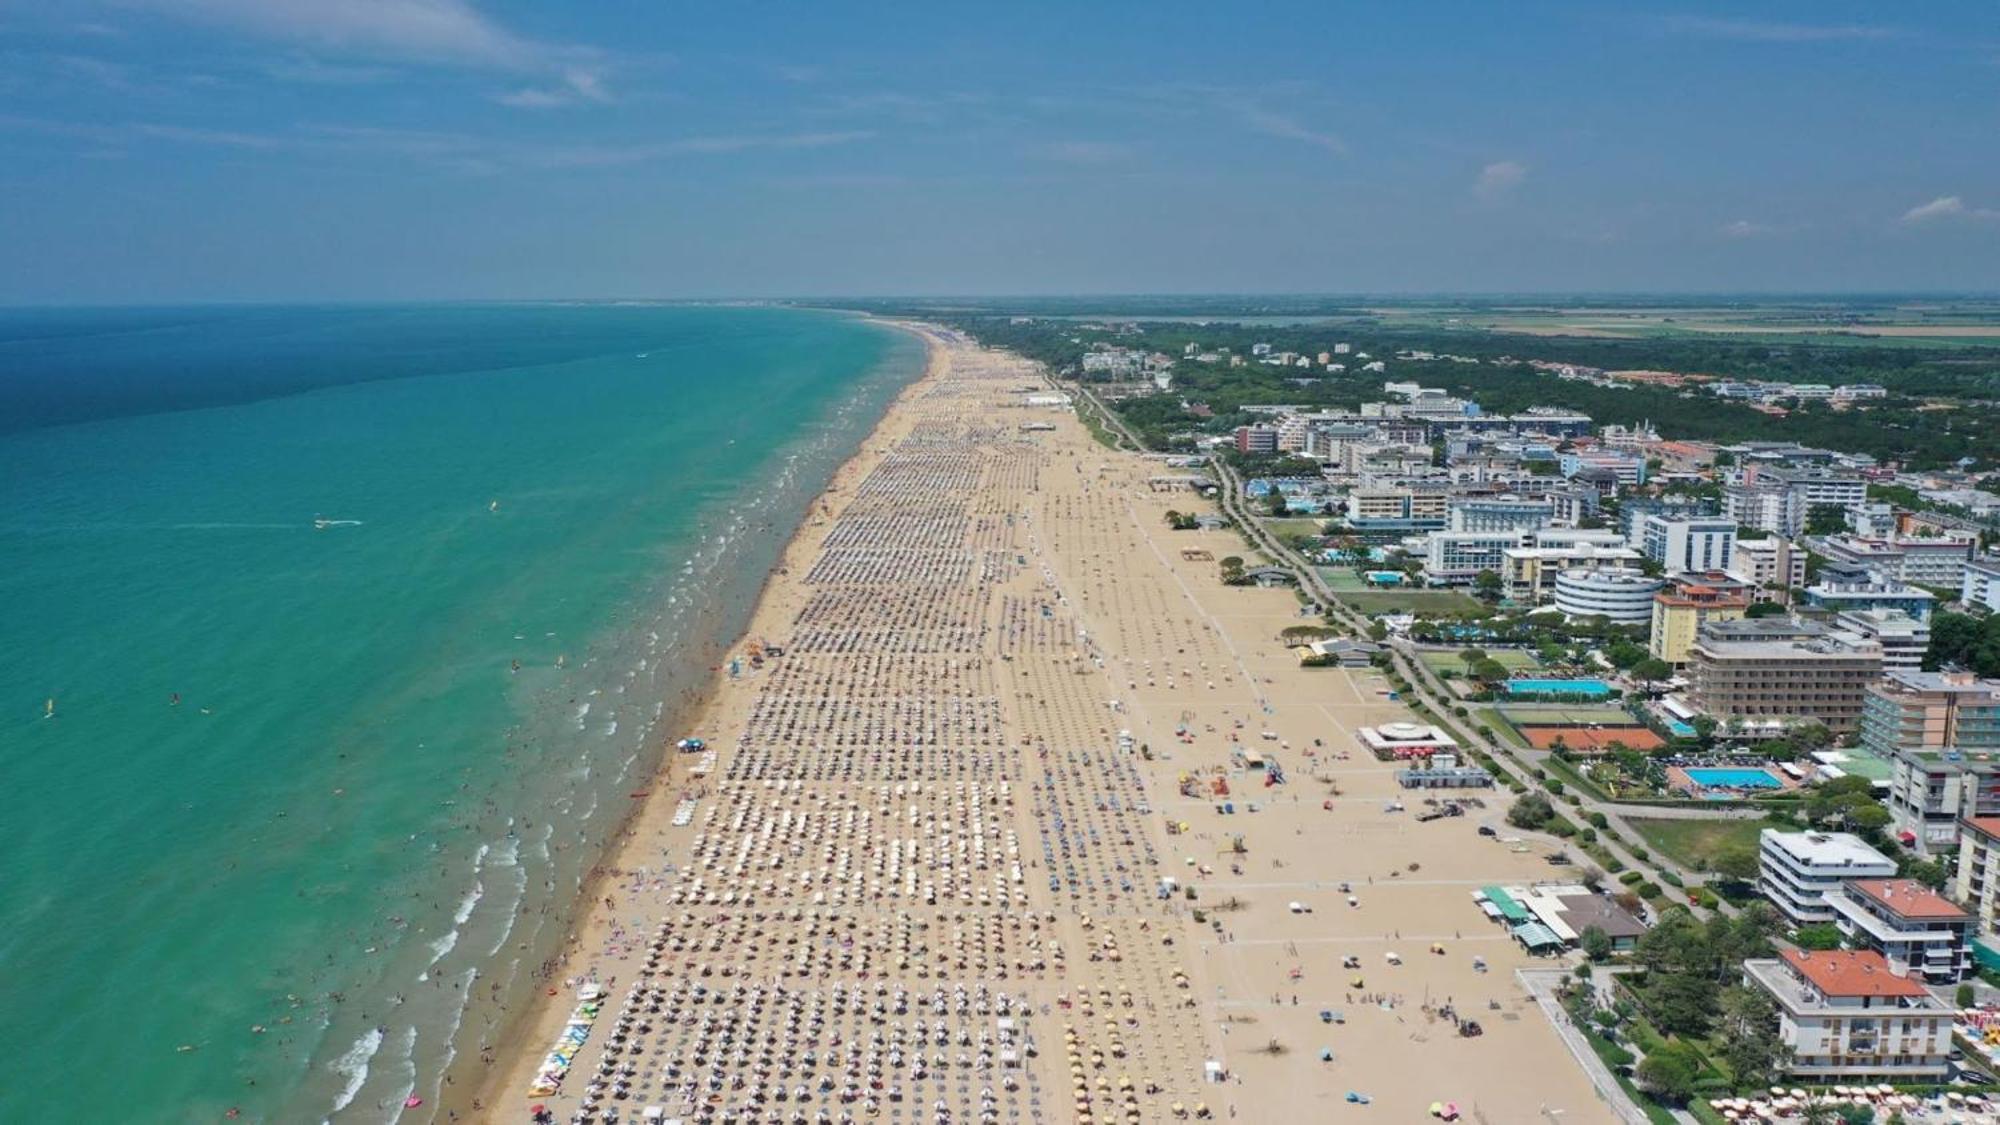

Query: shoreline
left=446, top=318, right=948, bottom=1120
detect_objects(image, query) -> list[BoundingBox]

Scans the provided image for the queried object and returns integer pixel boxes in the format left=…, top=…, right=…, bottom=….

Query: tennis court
left=1498, top=703, right=1662, bottom=753
left=1518, top=725, right=1664, bottom=752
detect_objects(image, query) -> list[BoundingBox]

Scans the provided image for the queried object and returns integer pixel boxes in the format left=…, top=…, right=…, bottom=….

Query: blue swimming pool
left=1667, top=720, right=1697, bottom=738
left=1506, top=678, right=1612, bottom=697
left=1684, top=767, right=1781, bottom=789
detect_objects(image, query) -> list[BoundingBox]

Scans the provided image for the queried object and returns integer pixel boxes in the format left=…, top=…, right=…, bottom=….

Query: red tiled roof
left=1964, top=817, right=2000, bottom=843
left=1781, top=949, right=1928, bottom=998
left=1847, top=878, right=1968, bottom=921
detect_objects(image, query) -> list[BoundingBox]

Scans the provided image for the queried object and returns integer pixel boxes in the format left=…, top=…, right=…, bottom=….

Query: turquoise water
left=1684, top=767, right=1782, bottom=789
left=1505, top=678, right=1613, bottom=697
left=0, top=305, right=923, bottom=1122
left=1667, top=720, right=1698, bottom=738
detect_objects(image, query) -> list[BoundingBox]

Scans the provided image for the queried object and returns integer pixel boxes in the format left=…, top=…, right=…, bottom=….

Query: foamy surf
left=326, top=1026, right=384, bottom=1114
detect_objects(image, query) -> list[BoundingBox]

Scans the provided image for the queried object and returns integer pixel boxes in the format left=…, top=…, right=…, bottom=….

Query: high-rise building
left=1868, top=672, right=2000, bottom=854
left=1233, top=425, right=1278, bottom=454
left=1648, top=573, right=1754, bottom=665
left=1688, top=619, right=1883, bottom=734
left=1551, top=568, right=1664, bottom=626
left=1757, top=830, right=1896, bottom=924
left=1641, top=516, right=1737, bottom=575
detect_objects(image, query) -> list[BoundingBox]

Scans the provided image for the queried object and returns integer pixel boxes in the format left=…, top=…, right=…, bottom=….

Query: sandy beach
left=463, top=324, right=1617, bottom=1124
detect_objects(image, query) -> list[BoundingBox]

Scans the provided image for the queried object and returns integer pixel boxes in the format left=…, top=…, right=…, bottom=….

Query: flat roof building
left=1551, top=568, right=1663, bottom=626
left=1689, top=619, right=1884, bottom=735
left=1758, top=829, right=1896, bottom=925
left=1868, top=672, right=2000, bottom=854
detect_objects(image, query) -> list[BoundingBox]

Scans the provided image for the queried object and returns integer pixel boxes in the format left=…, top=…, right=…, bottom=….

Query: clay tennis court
left=1519, top=725, right=1664, bottom=752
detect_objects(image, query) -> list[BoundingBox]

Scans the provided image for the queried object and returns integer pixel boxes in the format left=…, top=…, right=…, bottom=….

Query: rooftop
left=1779, top=949, right=1930, bottom=999
left=1874, top=670, right=2000, bottom=699
left=1555, top=893, right=1649, bottom=939
left=1962, top=817, right=2000, bottom=843
left=1844, top=878, right=1969, bottom=922
left=1760, top=829, right=1894, bottom=869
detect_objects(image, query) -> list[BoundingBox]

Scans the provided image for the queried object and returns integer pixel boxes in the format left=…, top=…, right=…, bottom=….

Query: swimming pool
left=1667, top=720, right=1697, bottom=738
left=1684, top=767, right=1781, bottom=789
left=1506, top=678, right=1612, bottom=697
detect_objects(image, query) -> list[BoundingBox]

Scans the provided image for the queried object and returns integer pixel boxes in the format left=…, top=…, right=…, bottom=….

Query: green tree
left=1792, top=922, right=1843, bottom=950
left=1745, top=601, right=1788, bottom=619
left=1604, top=639, right=1649, bottom=670
left=1901, top=855, right=1950, bottom=891
left=1807, top=775, right=1891, bottom=833
left=1709, top=846, right=1760, bottom=884
left=1507, top=792, right=1556, bottom=831
left=1579, top=925, right=1614, bottom=962
left=1472, top=569, right=1503, bottom=599
left=1629, top=657, right=1673, bottom=688
left=1647, top=971, right=1718, bottom=1037
left=1635, top=1040, right=1701, bottom=1104
left=1804, top=503, right=1849, bottom=536
left=1718, top=985, right=1789, bottom=1091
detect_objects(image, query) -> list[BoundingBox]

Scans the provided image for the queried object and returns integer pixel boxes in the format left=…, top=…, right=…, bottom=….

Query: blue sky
left=1, top=1, right=1997, bottom=302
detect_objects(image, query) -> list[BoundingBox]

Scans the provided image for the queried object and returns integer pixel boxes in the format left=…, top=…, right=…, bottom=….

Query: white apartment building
left=1819, top=534, right=1976, bottom=588
left=1834, top=609, right=1931, bottom=673
left=1758, top=829, right=1896, bottom=925
left=1743, top=950, right=1951, bottom=1081
left=1962, top=558, right=2000, bottom=614
left=1551, top=568, right=1664, bottom=625
left=1424, top=532, right=1520, bottom=584
left=1641, top=516, right=1737, bottom=575
left=1727, top=466, right=1869, bottom=537
left=1825, top=879, right=1974, bottom=984
left=1725, top=483, right=1794, bottom=536
left=1727, top=536, right=1807, bottom=593
left=1445, top=496, right=1555, bottom=533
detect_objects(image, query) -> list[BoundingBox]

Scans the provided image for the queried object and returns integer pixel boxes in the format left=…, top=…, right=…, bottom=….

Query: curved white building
left=1553, top=567, right=1663, bottom=625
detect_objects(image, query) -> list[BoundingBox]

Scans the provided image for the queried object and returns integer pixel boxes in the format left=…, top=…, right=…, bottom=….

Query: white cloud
left=1900, top=195, right=2000, bottom=224
left=1658, top=16, right=1898, bottom=43
left=496, top=67, right=611, bottom=109
left=1035, top=140, right=1134, bottom=166
left=1721, top=219, right=1775, bottom=238
left=0, top=113, right=872, bottom=172
left=1237, top=104, right=1346, bottom=156
left=141, top=0, right=584, bottom=73
left=1473, top=160, right=1527, bottom=199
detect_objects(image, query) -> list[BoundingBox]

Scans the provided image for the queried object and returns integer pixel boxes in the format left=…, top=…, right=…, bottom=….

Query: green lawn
left=1627, top=816, right=1771, bottom=871
left=1338, top=589, right=1490, bottom=616
left=1496, top=703, right=1634, bottom=725
left=1420, top=648, right=1538, bottom=675
left=1263, top=517, right=1329, bottom=537
left=1314, top=567, right=1371, bottom=591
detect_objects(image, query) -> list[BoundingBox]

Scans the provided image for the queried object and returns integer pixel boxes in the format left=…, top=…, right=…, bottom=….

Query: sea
left=0, top=304, right=925, bottom=1122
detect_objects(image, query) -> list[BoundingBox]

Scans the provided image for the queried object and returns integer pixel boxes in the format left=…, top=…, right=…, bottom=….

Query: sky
left=1, top=1, right=1997, bottom=302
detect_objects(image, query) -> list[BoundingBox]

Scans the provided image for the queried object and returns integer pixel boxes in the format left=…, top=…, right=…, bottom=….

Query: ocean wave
left=381, top=1026, right=418, bottom=1125
left=326, top=1026, right=383, bottom=1115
